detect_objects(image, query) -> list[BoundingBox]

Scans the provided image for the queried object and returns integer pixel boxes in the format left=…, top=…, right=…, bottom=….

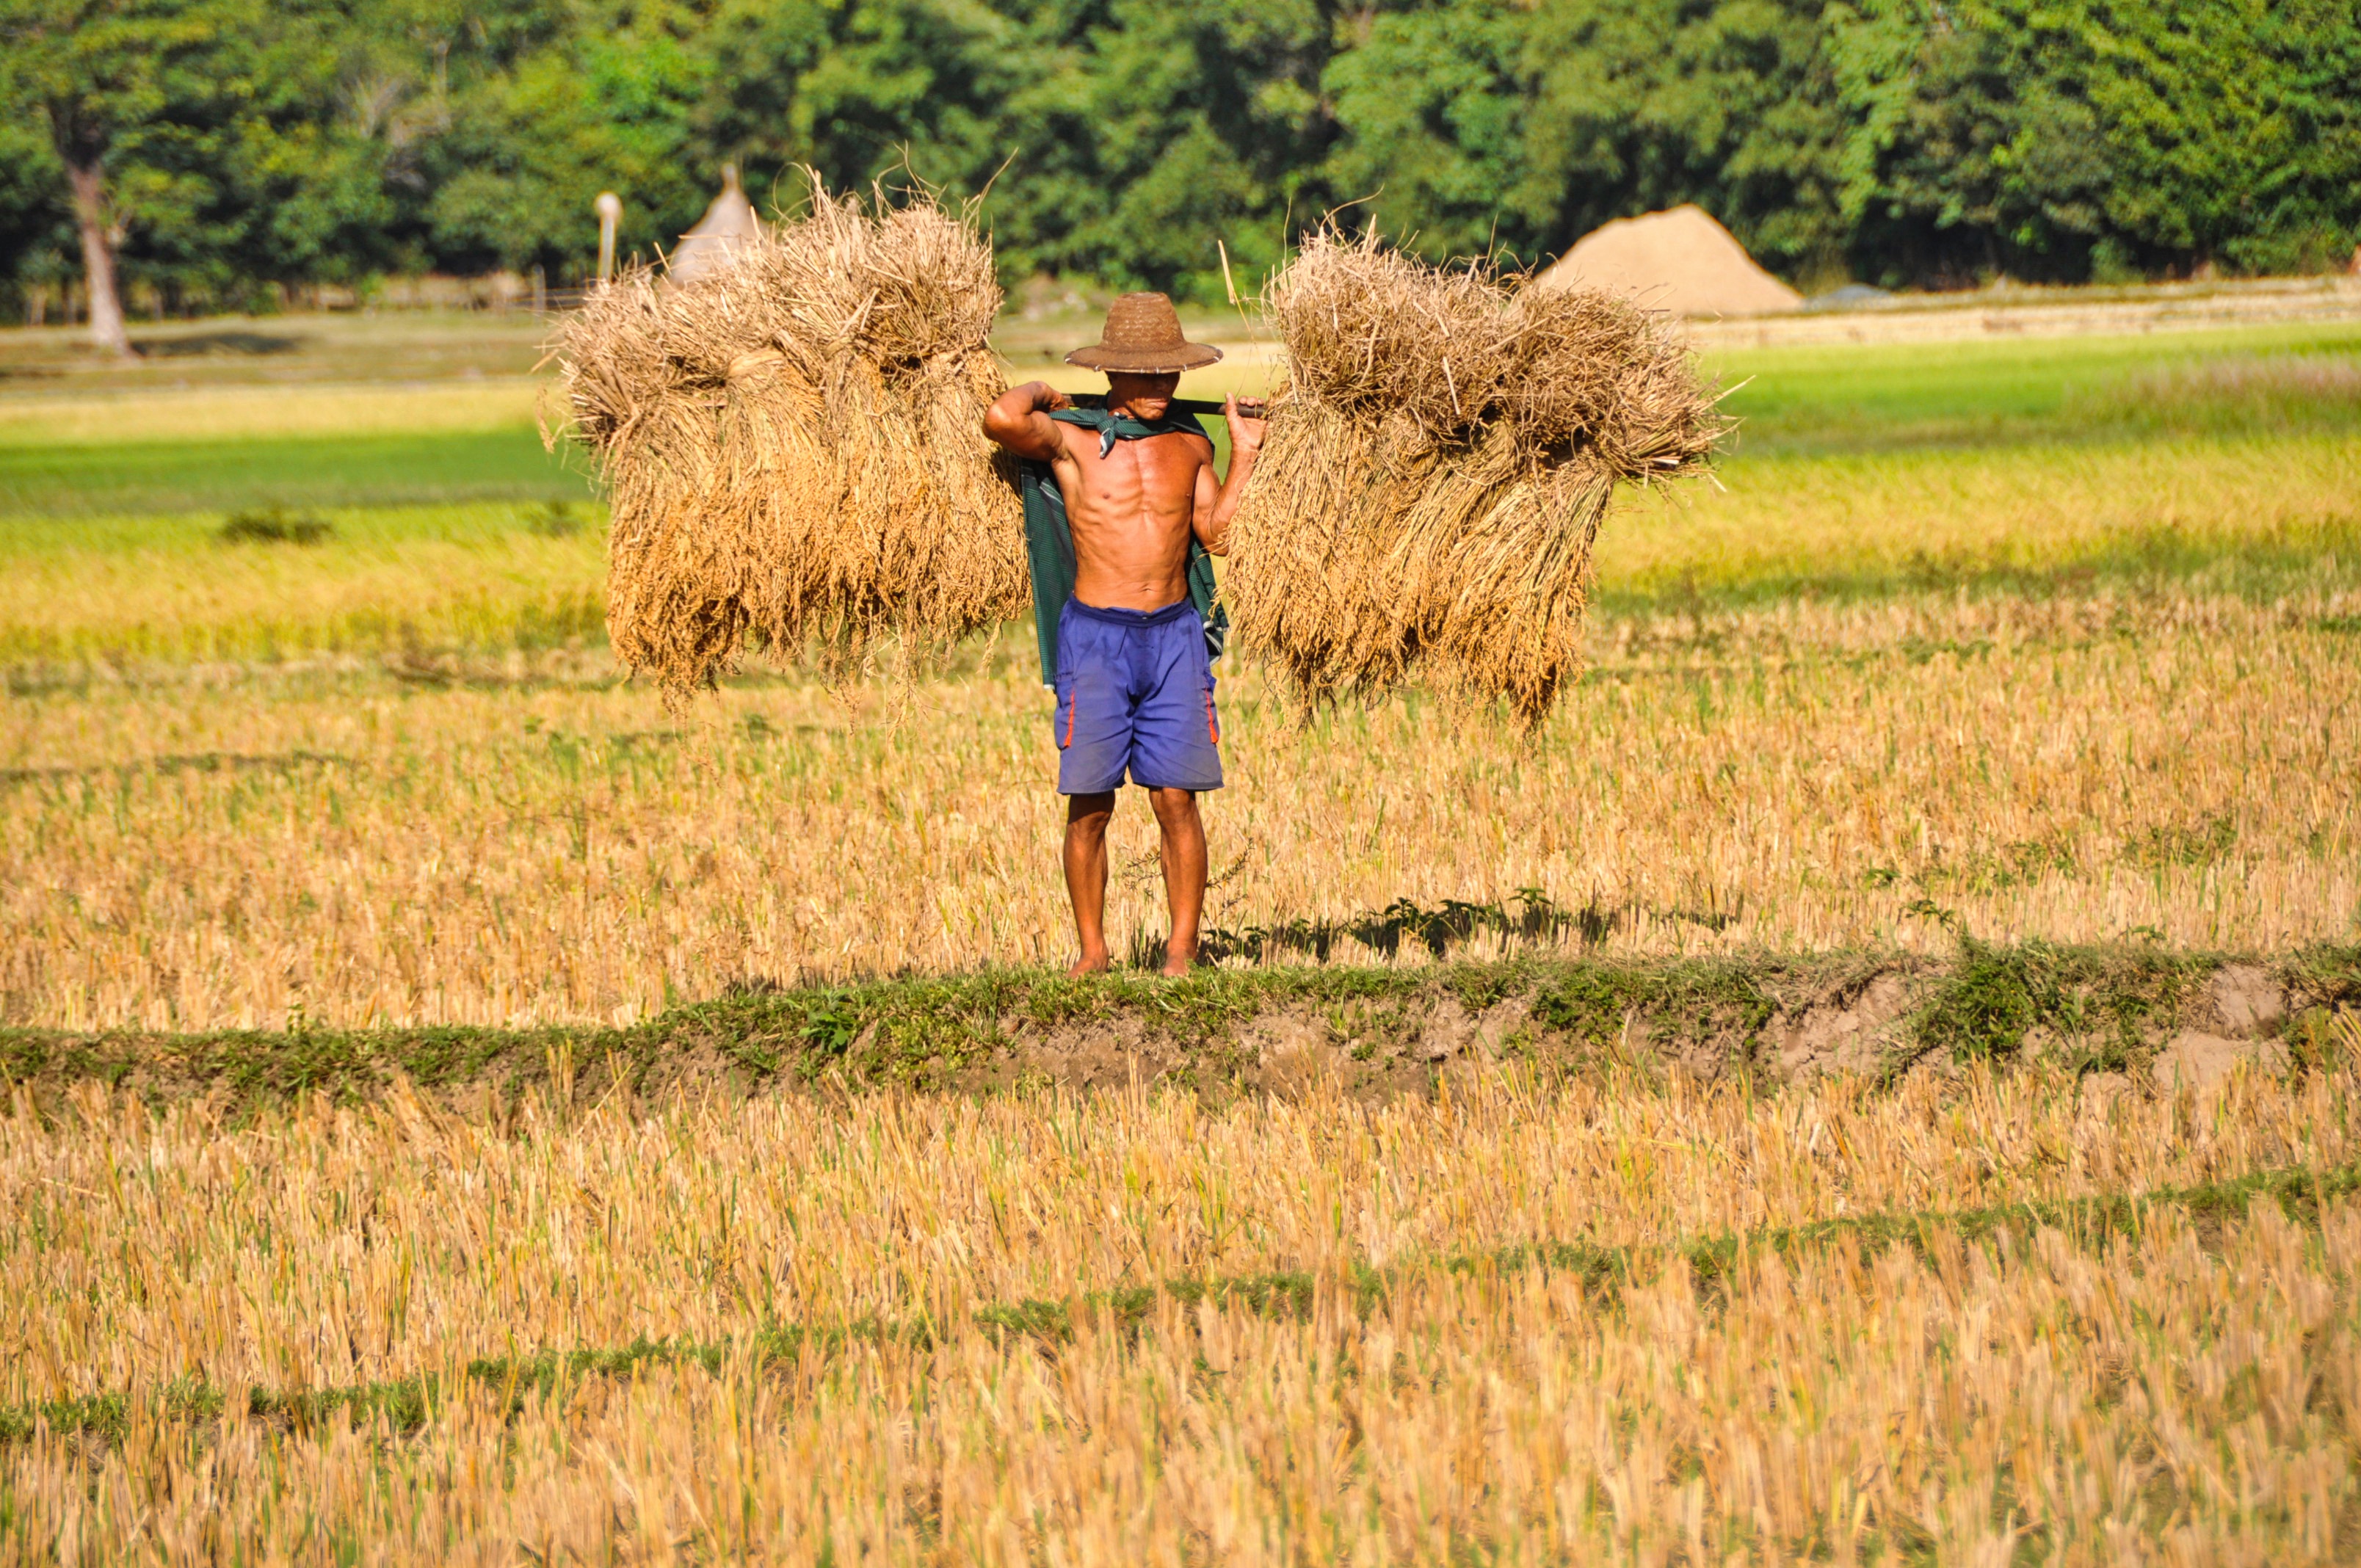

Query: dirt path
left=1685, top=276, right=2361, bottom=350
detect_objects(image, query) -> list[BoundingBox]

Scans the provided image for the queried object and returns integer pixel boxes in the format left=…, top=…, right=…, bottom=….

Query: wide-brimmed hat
left=1065, top=292, right=1223, bottom=374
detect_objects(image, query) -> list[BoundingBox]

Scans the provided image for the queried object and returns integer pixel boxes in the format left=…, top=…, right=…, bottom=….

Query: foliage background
left=1, top=0, right=2357, bottom=313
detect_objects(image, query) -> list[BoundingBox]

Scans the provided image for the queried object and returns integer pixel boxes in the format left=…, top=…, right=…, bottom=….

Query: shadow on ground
left=132, top=330, right=302, bottom=358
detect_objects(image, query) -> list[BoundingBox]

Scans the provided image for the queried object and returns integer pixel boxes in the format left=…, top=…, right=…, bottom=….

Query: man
left=983, top=291, right=1267, bottom=976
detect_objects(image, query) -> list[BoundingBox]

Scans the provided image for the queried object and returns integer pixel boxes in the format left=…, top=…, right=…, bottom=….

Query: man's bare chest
left=1056, top=432, right=1206, bottom=513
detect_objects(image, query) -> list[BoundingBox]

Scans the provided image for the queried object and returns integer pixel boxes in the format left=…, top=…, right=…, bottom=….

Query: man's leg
left=1147, top=787, right=1207, bottom=976
left=1062, top=791, right=1117, bottom=975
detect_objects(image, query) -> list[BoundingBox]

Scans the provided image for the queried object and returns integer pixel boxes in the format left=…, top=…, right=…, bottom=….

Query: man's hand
left=1197, top=394, right=1269, bottom=556
left=1223, top=393, right=1267, bottom=456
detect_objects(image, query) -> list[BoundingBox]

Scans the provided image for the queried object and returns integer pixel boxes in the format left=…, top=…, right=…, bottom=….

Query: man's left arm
left=1193, top=395, right=1266, bottom=557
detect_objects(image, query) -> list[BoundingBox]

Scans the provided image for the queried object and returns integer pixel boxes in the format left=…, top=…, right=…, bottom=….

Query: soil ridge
left=5, top=944, right=2352, bottom=1111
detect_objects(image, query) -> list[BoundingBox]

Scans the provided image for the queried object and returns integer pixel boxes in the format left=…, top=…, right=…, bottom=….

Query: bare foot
left=1068, top=951, right=1112, bottom=977
left=1160, top=948, right=1195, bottom=978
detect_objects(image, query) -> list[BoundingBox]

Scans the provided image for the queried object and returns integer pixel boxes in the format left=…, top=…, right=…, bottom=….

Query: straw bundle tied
left=552, top=177, right=1024, bottom=694
left=1224, top=229, right=1730, bottom=728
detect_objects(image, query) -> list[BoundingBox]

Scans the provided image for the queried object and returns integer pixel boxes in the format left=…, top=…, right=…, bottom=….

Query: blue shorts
left=1053, top=595, right=1223, bottom=795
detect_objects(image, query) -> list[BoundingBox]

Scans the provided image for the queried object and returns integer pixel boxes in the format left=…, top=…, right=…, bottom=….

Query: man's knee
left=1065, top=791, right=1117, bottom=832
left=1147, top=787, right=1200, bottom=825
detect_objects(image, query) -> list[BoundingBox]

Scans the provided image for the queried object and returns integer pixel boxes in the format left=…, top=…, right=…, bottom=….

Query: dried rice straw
left=551, top=175, right=1023, bottom=697
left=1225, top=227, right=1730, bottom=727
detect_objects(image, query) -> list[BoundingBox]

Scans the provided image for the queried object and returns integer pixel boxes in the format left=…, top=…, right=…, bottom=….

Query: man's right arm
left=982, top=381, right=1072, bottom=462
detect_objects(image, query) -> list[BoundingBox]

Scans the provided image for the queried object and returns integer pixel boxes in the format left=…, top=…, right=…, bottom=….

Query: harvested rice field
left=2, top=312, right=2360, bottom=1562
left=11, top=1045, right=2361, bottom=1562
left=4, top=577, right=2357, bottom=1030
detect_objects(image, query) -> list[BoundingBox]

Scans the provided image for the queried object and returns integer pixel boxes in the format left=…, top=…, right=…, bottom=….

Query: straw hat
left=1065, top=292, right=1223, bottom=373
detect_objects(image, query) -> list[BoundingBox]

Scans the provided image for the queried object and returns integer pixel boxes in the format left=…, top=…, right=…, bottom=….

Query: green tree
left=2083, top=0, right=2361, bottom=274
left=699, top=0, right=1342, bottom=298
left=1321, top=0, right=1531, bottom=263
left=4, top=0, right=2354, bottom=313
left=1048, top=0, right=1336, bottom=296
left=697, top=0, right=1106, bottom=286
left=0, top=0, right=237, bottom=350
left=423, top=6, right=709, bottom=280
left=1324, top=0, right=1850, bottom=277
left=0, top=91, right=70, bottom=322
left=1825, top=0, right=2111, bottom=283
left=1827, top=0, right=2361, bottom=283
left=1519, top=0, right=1848, bottom=276
left=700, top=0, right=1020, bottom=200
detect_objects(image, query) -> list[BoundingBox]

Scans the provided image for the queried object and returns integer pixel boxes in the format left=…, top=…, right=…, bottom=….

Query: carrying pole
left=1070, top=393, right=1259, bottom=418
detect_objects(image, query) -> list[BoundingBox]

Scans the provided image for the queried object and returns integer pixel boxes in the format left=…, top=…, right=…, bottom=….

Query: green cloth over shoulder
left=1018, top=405, right=1228, bottom=686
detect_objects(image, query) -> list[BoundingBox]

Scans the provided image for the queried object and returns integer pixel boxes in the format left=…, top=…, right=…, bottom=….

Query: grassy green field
left=8, top=311, right=2356, bottom=511
left=0, top=313, right=573, bottom=515
left=0, top=427, right=581, bottom=516
left=1711, top=320, right=2361, bottom=453
left=2, top=316, right=2357, bottom=664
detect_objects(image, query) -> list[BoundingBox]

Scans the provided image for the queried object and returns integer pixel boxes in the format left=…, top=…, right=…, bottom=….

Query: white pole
left=595, top=192, right=623, bottom=286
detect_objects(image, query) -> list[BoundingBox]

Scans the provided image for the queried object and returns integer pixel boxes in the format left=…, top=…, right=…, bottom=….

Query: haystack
left=667, top=164, right=760, bottom=286
left=1223, top=229, right=1727, bottom=727
left=1535, top=205, right=1802, bottom=317
left=552, top=178, right=1025, bottom=694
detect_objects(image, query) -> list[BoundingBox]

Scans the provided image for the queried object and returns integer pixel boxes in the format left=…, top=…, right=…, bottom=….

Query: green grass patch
left=1898, top=908, right=2229, bottom=1072
left=6, top=945, right=2350, bottom=1109
left=0, top=428, right=583, bottom=516
left=1710, top=322, right=2361, bottom=456
left=1528, top=960, right=1780, bottom=1059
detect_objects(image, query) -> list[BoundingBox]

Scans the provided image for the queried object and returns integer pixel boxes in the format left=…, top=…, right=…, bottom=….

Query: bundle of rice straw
left=551, top=176, right=1024, bottom=694
left=1224, top=228, right=1729, bottom=727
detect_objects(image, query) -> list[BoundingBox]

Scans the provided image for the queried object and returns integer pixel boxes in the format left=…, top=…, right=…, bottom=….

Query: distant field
left=2, top=430, right=2351, bottom=666
left=1603, top=431, right=2361, bottom=606
left=1, top=320, right=2356, bottom=658
left=0, top=378, right=543, bottom=443
left=4, top=313, right=2353, bottom=515
left=0, top=501, right=606, bottom=664
left=0, top=310, right=550, bottom=390
left=1711, top=319, right=2361, bottom=453
left=0, top=314, right=573, bottom=513
left=0, top=427, right=582, bottom=516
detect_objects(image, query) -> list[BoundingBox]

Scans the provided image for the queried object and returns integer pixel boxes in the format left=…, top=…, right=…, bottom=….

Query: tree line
left=5, top=0, right=2358, bottom=349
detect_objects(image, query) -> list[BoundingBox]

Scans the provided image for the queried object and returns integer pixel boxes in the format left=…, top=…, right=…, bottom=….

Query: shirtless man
left=983, top=292, right=1267, bottom=976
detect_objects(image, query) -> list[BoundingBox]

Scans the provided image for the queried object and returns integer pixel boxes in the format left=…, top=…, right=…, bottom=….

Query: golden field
left=4, top=318, right=2361, bottom=1562
left=0, top=580, right=2352, bottom=1029
left=2, top=429, right=2355, bottom=665
left=3, top=396, right=2358, bottom=1027
left=0, top=380, right=546, bottom=446
left=0, top=502, right=603, bottom=667
left=7, top=1028, right=2361, bottom=1563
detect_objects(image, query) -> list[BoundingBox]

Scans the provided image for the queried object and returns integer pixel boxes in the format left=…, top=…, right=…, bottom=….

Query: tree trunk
left=62, top=159, right=131, bottom=357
